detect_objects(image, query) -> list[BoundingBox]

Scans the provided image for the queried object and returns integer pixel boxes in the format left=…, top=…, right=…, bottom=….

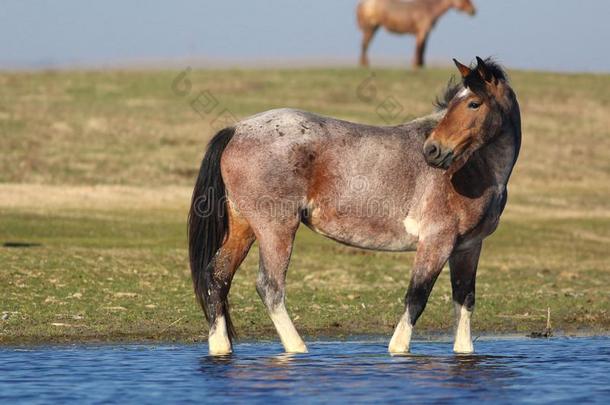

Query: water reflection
left=1, top=338, right=608, bottom=403
left=197, top=342, right=522, bottom=401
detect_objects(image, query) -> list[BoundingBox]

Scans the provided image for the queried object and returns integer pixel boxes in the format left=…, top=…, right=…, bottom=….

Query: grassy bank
left=1, top=67, right=609, bottom=344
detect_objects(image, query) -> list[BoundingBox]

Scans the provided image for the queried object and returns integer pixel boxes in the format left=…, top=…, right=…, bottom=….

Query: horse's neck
left=478, top=125, right=521, bottom=189
left=429, top=0, right=453, bottom=20
left=402, top=110, right=445, bottom=130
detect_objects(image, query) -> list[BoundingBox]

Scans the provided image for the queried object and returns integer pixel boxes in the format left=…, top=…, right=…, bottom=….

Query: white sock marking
left=208, top=315, right=232, bottom=355
left=269, top=305, right=308, bottom=353
left=388, top=311, right=413, bottom=354
left=453, top=303, right=474, bottom=353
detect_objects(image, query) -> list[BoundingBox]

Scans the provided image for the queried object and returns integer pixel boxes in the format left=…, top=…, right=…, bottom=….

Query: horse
left=188, top=57, right=521, bottom=355
left=357, top=0, right=476, bottom=68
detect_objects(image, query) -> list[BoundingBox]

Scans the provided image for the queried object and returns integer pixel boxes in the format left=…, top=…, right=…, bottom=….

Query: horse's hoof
left=388, top=350, right=410, bottom=357
left=388, top=343, right=410, bottom=355
left=453, top=344, right=474, bottom=354
left=284, top=343, right=308, bottom=354
left=208, top=336, right=232, bottom=355
left=209, top=346, right=233, bottom=356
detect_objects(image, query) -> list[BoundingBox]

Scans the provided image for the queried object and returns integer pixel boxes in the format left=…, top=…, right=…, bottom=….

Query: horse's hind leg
left=449, top=242, right=481, bottom=354
left=413, top=31, right=429, bottom=68
left=389, top=235, right=455, bottom=354
left=255, top=220, right=307, bottom=353
left=208, top=207, right=255, bottom=355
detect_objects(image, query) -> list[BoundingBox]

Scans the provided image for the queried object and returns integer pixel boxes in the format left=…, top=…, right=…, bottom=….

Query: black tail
left=188, top=127, right=236, bottom=341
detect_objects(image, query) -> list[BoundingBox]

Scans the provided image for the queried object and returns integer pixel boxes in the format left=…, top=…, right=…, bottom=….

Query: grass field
left=1, top=67, right=609, bottom=344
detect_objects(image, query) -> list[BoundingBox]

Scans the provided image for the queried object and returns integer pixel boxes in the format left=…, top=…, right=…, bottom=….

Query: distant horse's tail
left=188, top=127, right=236, bottom=340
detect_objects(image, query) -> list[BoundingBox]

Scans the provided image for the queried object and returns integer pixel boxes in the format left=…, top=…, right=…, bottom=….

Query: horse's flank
left=222, top=108, right=442, bottom=252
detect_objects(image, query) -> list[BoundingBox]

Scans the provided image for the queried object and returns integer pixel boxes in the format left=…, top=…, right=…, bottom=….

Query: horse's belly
left=305, top=208, right=418, bottom=252
left=383, top=15, right=416, bottom=34
left=382, top=3, right=419, bottom=33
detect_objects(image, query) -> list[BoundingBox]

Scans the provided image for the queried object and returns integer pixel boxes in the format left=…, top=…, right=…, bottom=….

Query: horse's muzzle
left=423, top=140, right=454, bottom=169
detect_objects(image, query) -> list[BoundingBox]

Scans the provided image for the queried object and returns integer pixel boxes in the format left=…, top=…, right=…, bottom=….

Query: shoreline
left=2, top=328, right=609, bottom=347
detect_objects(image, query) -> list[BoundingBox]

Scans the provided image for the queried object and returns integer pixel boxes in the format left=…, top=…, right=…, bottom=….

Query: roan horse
left=357, top=0, right=476, bottom=68
left=188, top=57, right=521, bottom=355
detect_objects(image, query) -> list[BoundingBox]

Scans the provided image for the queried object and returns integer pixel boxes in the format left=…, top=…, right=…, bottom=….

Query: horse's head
left=452, top=0, right=476, bottom=16
left=424, top=56, right=516, bottom=173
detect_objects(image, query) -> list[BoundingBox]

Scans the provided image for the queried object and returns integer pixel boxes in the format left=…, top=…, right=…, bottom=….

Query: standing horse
left=189, top=57, right=521, bottom=355
left=357, top=0, right=476, bottom=68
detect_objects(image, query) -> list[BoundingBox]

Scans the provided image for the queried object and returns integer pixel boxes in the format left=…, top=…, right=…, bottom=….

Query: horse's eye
left=468, top=101, right=481, bottom=109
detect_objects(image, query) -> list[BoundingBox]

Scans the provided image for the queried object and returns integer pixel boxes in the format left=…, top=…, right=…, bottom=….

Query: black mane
left=464, top=57, right=508, bottom=92
left=434, top=77, right=462, bottom=111
left=434, top=58, right=508, bottom=110
left=478, top=58, right=507, bottom=81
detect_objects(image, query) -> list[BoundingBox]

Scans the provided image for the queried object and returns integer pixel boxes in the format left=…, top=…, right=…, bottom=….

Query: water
left=1, top=337, right=608, bottom=404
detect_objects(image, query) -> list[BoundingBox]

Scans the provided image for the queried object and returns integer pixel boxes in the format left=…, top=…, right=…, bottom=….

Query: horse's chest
left=460, top=191, right=507, bottom=246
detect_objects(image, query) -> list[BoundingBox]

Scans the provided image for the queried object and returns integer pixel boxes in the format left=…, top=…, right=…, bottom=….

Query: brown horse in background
left=188, top=57, right=520, bottom=356
left=357, top=0, right=476, bottom=67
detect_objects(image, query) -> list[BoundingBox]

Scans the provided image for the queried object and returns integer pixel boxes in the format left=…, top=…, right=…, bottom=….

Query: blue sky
left=2, top=0, right=609, bottom=72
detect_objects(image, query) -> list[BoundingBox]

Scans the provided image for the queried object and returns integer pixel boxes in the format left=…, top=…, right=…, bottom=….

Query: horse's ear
left=476, top=56, right=493, bottom=83
left=453, top=58, right=471, bottom=78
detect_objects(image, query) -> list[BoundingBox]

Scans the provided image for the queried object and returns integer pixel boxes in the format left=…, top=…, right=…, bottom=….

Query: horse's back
left=224, top=108, right=435, bottom=183
left=227, top=107, right=429, bottom=167
left=230, top=107, right=395, bottom=148
left=358, top=0, right=429, bottom=33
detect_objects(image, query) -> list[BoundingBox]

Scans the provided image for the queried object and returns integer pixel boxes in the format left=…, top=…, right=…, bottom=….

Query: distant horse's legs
left=413, top=32, right=429, bottom=68
left=208, top=208, right=256, bottom=355
left=449, top=242, right=481, bottom=354
left=255, top=221, right=307, bottom=353
left=360, top=25, right=379, bottom=67
left=389, top=236, right=455, bottom=353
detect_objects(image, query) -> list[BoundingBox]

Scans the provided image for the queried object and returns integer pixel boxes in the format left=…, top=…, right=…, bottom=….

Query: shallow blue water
left=1, top=337, right=609, bottom=404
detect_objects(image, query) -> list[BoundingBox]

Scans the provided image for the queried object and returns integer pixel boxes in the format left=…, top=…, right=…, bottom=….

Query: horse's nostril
left=424, top=142, right=440, bottom=159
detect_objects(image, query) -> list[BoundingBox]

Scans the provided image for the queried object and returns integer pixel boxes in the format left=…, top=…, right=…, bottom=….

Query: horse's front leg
left=388, top=235, right=455, bottom=354
left=449, top=241, right=482, bottom=354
